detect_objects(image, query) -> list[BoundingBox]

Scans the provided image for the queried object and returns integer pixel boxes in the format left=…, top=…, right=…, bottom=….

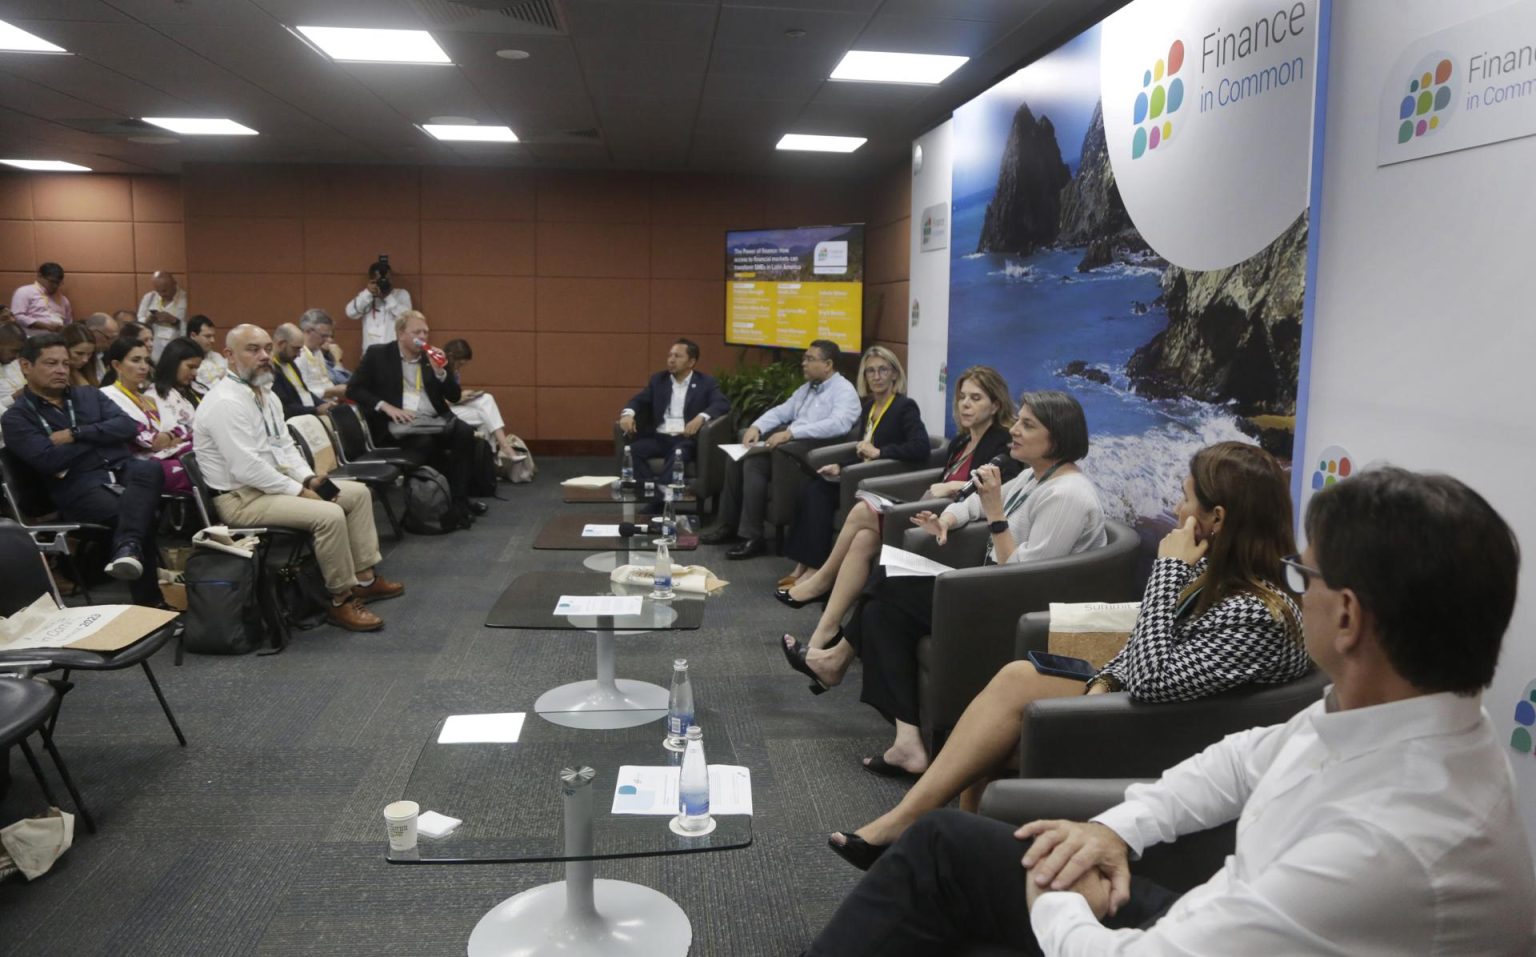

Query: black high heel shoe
left=779, top=634, right=828, bottom=694
left=828, top=832, right=889, bottom=872
left=774, top=586, right=830, bottom=609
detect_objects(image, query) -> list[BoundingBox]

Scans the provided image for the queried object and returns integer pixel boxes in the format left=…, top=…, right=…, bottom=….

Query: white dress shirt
left=0, top=360, right=23, bottom=412
left=297, top=346, right=334, bottom=398
left=942, top=468, right=1107, bottom=564
left=193, top=351, right=228, bottom=396
left=192, top=375, right=313, bottom=497
left=345, top=287, right=412, bottom=351
left=1032, top=689, right=1536, bottom=956
left=137, top=288, right=188, bottom=360
left=621, top=372, right=701, bottom=435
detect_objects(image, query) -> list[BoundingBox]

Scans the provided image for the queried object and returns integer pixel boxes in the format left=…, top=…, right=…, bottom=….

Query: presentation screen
left=725, top=224, right=864, bottom=351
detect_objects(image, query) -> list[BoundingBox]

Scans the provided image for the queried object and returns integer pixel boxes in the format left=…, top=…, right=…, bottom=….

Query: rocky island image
left=948, top=28, right=1309, bottom=535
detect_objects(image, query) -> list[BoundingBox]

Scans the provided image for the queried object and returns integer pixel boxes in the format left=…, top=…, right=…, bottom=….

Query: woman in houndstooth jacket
left=827, top=440, right=1314, bottom=871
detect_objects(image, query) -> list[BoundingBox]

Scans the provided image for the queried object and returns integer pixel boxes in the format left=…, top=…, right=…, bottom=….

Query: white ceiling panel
left=250, top=0, right=430, bottom=31
left=854, top=14, right=1011, bottom=55
left=1, top=2, right=129, bottom=23
left=712, top=6, right=868, bottom=49
left=722, top=0, right=882, bottom=13
left=562, top=0, right=718, bottom=43
left=876, top=0, right=1048, bottom=22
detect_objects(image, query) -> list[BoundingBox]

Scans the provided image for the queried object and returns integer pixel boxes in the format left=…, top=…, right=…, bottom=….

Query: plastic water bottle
left=651, top=540, right=674, bottom=600
left=664, top=659, right=693, bottom=751
left=621, top=444, right=635, bottom=486
left=677, top=725, right=710, bottom=832
left=659, top=486, right=677, bottom=544
left=670, top=455, right=686, bottom=490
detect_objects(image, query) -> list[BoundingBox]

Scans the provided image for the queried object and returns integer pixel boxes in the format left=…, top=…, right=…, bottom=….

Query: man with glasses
left=701, top=339, right=859, bottom=560
left=800, top=466, right=1535, bottom=956
left=617, top=338, right=729, bottom=486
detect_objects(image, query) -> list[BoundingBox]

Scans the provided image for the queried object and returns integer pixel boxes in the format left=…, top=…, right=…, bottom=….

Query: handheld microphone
left=954, top=453, right=1023, bottom=500
left=617, top=522, right=646, bottom=537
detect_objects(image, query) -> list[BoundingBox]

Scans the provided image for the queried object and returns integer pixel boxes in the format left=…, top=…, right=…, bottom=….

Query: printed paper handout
left=611, top=765, right=753, bottom=815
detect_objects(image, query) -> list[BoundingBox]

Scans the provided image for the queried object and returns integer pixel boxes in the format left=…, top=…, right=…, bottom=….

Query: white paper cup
left=384, top=800, right=420, bottom=851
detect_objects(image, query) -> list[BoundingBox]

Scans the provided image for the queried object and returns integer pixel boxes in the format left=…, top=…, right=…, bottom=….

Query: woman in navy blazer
left=781, top=346, right=930, bottom=574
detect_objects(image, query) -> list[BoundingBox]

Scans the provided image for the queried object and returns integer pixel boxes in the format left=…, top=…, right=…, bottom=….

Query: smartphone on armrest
left=1026, top=650, right=1098, bottom=682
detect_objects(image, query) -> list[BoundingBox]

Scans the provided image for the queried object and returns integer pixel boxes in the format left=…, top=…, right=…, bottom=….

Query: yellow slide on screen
left=725, top=225, right=865, bottom=351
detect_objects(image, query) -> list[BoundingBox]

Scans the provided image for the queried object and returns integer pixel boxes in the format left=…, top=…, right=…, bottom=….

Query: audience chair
left=972, top=611, right=1328, bottom=895
left=806, top=434, right=946, bottom=528
left=765, top=436, right=849, bottom=551
left=0, top=669, right=96, bottom=833
left=328, top=404, right=428, bottom=473
left=0, top=520, right=186, bottom=747
left=0, top=447, right=111, bottom=601
left=287, top=415, right=404, bottom=540
left=905, top=520, right=1143, bottom=751
left=611, top=416, right=732, bottom=514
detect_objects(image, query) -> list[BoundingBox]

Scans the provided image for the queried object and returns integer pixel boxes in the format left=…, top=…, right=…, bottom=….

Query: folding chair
left=287, top=414, right=404, bottom=540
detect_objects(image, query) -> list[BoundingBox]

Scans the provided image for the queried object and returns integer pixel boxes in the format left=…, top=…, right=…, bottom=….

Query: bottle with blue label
left=659, top=486, right=677, bottom=544
left=651, top=540, right=674, bottom=600
left=620, top=444, right=635, bottom=486
left=677, top=724, right=710, bottom=832
left=670, top=455, right=686, bottom=490
left=664, top=658, right=693, bottom=751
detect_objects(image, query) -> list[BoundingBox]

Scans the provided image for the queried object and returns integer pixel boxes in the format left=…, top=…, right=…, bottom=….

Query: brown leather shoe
left=326, top=597, right=383, bottom=632
left=353, top=576, right=405, bottom=603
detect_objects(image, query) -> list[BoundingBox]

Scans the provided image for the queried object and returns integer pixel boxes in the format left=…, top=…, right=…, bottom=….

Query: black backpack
left=467, top=439, right=499, bottom=499
left=272, top=551, right=332, bottom=630
left=403, top=466, right=453, bottom=535
left=183, top=549, right=272, bottom=655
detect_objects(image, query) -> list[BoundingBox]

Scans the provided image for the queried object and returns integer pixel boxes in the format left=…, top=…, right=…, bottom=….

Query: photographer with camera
left=345, top=256, right=412, bottom=352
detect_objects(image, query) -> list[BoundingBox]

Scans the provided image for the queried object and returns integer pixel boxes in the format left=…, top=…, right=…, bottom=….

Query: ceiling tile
left=712, top=7, right=868, bottom=49
left=563, top=0, right=718, bottom=43
left=853, top=14, right=1009, bottom=55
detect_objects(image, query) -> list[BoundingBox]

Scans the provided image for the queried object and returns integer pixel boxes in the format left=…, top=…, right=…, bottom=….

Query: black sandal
left=774, top=586, right=830, bottom=609
left=828, top=832, right=888, bottom=871
left=779, top=634, right=828, bottom=695
left=861, top=755, right=920, bottom=780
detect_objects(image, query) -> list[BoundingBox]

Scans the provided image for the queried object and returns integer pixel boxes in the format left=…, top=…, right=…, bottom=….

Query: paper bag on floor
left=610, top=564, right=728, bottom=595
left=0, top=807, right=75, bottom=881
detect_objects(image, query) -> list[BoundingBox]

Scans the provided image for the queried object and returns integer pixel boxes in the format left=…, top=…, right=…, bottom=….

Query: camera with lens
left=373, top=254, right=392, bottom=296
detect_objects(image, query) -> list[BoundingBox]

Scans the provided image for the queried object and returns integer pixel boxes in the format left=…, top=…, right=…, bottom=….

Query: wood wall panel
left=31, top=174, right=133, bottom=222
left=421, top=167, right=537, bottom=222
left=535, top=277, right=650, bottom=332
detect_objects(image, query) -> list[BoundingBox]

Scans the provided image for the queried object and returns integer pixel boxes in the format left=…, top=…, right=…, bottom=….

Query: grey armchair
left=612, top=416, right=732, bottom=514
left=975, top=610, right=1329, bottom=891
left=807, top=436, right=946, bottom=528
left=764, top=436, right=849, bottom=549
left=907, top=520, right=1143, bottom=750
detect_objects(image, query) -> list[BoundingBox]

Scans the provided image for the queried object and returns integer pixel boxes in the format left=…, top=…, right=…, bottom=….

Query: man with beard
left=192, top=324, right=403, bottom=632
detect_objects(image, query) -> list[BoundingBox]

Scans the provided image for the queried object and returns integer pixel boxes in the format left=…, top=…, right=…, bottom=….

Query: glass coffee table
left=485, top=571, right=706, bottom=729
left=562, top=481, right=698, bottom=508
left=533, top=513, right=700, bottom=553
left=389, top=707, right=750, bottom=957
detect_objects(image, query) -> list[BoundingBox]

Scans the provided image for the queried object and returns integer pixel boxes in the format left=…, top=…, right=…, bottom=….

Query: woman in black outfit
left=781, top=346, right=931, bottom=576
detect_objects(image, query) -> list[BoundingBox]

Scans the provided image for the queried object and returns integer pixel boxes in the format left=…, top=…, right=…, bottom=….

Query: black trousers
left=397, top=418, right=479, bottom=504
left=58, top=458, right=164, bottom=606
left=783, top=477, right=839, bottom=567
left=804, top=810, right=1179, bottom=957
left=714, top=448, right=773, bottom=538
left=846, top=570, right=935, bottom=726
left=629, top=433, right=693, bottom=484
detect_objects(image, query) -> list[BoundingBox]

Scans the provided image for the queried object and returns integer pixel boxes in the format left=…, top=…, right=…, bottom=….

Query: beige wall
left=0, top=162, right=911, bottom=443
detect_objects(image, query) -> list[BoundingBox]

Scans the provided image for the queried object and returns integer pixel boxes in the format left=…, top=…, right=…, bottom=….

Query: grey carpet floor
left=0, top=457, right=918, bottom=957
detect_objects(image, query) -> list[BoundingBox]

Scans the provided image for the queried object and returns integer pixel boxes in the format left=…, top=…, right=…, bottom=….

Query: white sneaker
left=105, top=547, right=143, bottom=581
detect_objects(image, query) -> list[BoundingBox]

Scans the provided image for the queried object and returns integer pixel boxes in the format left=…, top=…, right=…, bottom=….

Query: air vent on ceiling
left=412, top=0, right=565, bottom=34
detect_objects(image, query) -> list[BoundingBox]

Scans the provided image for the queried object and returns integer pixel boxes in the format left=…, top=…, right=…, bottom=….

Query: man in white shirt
left=345, top=259, right=411, bottom=352
left=802, top=467, right=1536, bottom=956
left=296, top=309, right=349, bottom=401
left=136, top=271, right=188, bottom=361
left=701, top=339, right=860, bottom=559
left=192, top=324, right=405, bottom=633
left=188, top=315, right=226, bottom=395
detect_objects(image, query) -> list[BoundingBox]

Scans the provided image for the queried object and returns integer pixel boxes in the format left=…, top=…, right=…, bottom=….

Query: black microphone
left=617, top=522, right=647, bottom=537
left=954, top=453, right=1023, bottom=500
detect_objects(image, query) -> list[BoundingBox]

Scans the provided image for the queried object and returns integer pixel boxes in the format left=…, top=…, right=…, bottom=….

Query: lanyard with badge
left=863, top=395, right=894, bottom=443
left=29, top=391, right=122, bottom=490
left=984, top=461, right=1066, bottom=564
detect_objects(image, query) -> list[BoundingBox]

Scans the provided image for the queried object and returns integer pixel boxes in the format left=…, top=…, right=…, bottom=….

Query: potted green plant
left=714, top=353, right=803, bottom=429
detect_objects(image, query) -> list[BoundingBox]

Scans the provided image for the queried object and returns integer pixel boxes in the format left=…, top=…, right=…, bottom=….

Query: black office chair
left=287, top=415, right=404, bottom=540
left=328, top=404, right=427, bottom=472
left=0, top=447, right=111, bottom=601
left=0, top=670, right=97, bottom=833
left=0, top=519, right=186, bottom=747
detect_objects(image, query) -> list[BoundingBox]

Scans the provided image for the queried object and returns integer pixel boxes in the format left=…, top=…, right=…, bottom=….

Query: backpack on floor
left=272, top=550, right=331, bottom=630
left=182, top=549, right=270, bottom=654
left=403, top=466, right=453, bottom=535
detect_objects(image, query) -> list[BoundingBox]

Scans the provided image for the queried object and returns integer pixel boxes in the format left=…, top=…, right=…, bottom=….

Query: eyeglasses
left=1280, top=554, right=1325, bottom=593
left=801, top=353, right=830, bottom=365
left=865, top=367, right=893, bottom=378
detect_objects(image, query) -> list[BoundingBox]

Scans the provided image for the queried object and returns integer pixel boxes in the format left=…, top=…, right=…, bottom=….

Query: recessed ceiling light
left=0, top=19, right=67, bottom=54
left=422, top=124, right=518, bottom=143
left=776, top=133, right=866, bottom=153
left=495, top=49, right=530, bottom=60
left=143, top=117, right=258, bottom=136
left=429, top=116, right=477, bottom=126
left=0, top=159, right=91, bottom=172
left=295, top=25, right=451, bottom=64
left=830, top=51, right=969, bottom=85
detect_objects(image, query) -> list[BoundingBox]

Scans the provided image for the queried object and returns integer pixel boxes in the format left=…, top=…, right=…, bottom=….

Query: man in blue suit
left=617, top=338, right=730, bottom=484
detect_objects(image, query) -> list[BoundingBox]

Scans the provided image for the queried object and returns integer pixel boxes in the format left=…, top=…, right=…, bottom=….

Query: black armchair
left=765, top=436, right=847, bottom=549
left=806, top=435, right=946, bottom=528
left=907, top=521, right=1143, bottom=751
left=611, top=415, right=732, bottom=513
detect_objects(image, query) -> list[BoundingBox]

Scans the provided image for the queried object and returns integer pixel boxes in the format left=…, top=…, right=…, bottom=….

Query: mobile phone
left=315, top=477, right=342, bottom=501
left=1026, top=650, right=1098, bottom=682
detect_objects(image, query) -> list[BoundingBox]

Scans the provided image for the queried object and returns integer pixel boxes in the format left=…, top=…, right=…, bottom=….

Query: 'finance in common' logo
left=1398, top=54, right=1456, bottom=143
left=1132, top=39, right=1186, bottom=159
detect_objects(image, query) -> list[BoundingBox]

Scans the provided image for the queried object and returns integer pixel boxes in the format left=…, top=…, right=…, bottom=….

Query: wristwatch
left=987, top=519, right=1009, bottom=534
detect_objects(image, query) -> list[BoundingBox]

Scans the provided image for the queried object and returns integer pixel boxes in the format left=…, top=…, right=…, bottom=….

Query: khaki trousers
left=214, top=480, right=382, bottom=593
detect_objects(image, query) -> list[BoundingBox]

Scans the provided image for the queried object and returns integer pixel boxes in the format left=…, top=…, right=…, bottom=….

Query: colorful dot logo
left=1132, top=40, right=1185, bottom=160
left=1512, top=680, right=1536, bottom=756
left=1397, top=54, right=1455, bottom=144
left=1311, top=453, right=1352, bottom=490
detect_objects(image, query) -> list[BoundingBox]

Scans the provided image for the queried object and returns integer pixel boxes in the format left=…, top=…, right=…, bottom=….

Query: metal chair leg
left=16, top=737, right=62, bottom=809
left=45, top=668, right=71, bottom=736
left=140, top=661, right=187, bottom=747
left=36, top=727, right=95, bottom=833
left=65, top=551, right=93, bottom=603
left=376, top=487, right=403, bottom=540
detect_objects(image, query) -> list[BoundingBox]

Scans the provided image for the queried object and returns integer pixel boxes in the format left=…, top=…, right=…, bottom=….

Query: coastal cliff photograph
left=948, top=28, right=1307, bottom=535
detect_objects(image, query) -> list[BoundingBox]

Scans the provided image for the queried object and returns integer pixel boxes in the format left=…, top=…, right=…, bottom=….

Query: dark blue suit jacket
left=627, top=371, right=729, bottom=437
left=0, top=387, right=138, bottom=502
